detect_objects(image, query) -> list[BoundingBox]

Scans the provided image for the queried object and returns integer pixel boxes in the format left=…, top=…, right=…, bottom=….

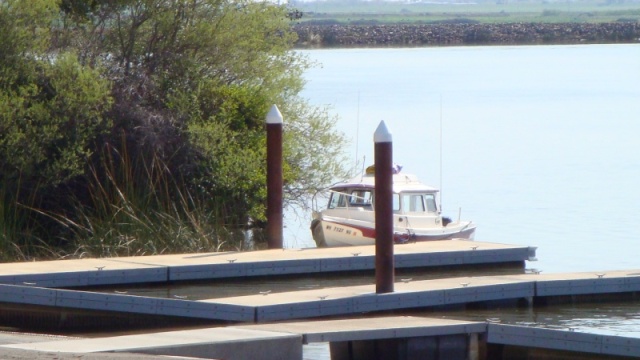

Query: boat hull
left=311, top=217, right=476, bottom=248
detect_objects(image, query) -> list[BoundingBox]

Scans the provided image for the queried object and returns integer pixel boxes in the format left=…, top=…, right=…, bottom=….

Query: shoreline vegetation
left=292, top=22, right=640, bottom=48
left=0, top=0, right=350, bottom=263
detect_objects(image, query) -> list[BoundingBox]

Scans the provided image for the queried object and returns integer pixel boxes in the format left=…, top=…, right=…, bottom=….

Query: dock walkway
left=0, top=240, right=534, bottom=288
left=207, top=269, right=640, bottom=322
left=3, top=240, right=639, bottom=359
left=5, top=315, right=640, bottom=360
left=0, top=316, right=484, bottom=359
left=1, top=268, right=639, bottom=324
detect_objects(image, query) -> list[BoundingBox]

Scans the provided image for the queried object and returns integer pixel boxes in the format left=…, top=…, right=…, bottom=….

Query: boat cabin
left=327, top=188, right=438, bottom=214
left=325, top=172, right=440, bottom=216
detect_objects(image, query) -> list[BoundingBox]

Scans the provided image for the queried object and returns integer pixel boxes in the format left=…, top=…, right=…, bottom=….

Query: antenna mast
left=355, top=91, right=360, bottom=169
left=439, top=94, right=443, bottom=213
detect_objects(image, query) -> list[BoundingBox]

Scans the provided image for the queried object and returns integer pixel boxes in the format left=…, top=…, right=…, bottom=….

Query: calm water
left=288, top=44, right=640, bottom=358
left=288, top=44, right=640, bottom=275
left=18, top=45, right=639, bottom=360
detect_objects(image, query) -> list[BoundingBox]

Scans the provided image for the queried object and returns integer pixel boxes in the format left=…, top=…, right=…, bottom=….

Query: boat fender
left=442, top=216, right=452, bottom=227
left=394, top=233, right=411, bottom=244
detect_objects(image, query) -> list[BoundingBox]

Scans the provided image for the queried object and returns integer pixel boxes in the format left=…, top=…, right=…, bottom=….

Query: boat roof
left=331, top=173, right=438, bottom=193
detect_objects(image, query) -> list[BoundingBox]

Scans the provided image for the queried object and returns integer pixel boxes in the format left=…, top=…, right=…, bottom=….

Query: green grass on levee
left=291, top=0, right=640, bottom=25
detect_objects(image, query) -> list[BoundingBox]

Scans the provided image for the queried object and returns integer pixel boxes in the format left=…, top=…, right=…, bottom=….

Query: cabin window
left=349, top=190, right=372, bottom=207
left=425, top=194, right=437, bottom=212
left=328, top=190, right=346, bottom=209
left=401, top=193, right=425, bottom=212
left=393, top=194, right=400, bottom=211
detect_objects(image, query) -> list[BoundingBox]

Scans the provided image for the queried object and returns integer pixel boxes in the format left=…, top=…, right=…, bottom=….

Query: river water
left=74, top=45, right=640, bottom=359
left=290, top=44, right=640, bottom=274
left=286, top=44, right=640, bottom=359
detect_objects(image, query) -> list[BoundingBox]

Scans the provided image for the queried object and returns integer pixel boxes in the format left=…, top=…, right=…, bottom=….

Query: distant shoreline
left=293, top=22, right=640, bottom=48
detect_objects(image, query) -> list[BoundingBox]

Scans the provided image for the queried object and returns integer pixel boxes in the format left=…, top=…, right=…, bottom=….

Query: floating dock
left=4, top=315, right=640, bottom=360
left=1, top=241, right=639, bottom=359
left=3, top=269, right=640, bottom=324
left=0, top=239, right=535, bottom=328
left=0, top=240, right=535, bottom=288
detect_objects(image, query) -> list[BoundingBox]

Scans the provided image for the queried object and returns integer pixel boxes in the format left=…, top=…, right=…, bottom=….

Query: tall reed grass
left=0, top=176, right=63, bottom=261
left=62, top=142, right=265, bottom=258
left=0, top=139, right=264, bottom=262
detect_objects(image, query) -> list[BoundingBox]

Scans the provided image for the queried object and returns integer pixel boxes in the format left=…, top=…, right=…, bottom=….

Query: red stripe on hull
left=318, top=219, right=475, bottom=246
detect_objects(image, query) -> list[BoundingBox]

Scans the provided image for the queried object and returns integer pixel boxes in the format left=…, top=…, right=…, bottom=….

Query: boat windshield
left=327, top=189, right=437, bottom=213
left=327, top=189, right=373, bottom=209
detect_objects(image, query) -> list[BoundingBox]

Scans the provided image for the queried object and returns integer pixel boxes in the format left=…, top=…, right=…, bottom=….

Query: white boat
left=310, top=166, right=476, bottom=247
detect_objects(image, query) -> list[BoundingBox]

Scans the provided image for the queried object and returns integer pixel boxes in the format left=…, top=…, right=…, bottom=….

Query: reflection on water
left=440, top=301, right=640, bottom=337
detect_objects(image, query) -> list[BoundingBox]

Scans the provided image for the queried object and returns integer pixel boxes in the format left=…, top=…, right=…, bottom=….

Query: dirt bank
left=293, top=22, right=640, bottom=47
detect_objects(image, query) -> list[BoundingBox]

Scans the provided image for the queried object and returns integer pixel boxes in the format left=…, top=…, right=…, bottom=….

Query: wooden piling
left=266, top=104, right=283, bottom=249
left=374, top=121, right=394, bottom=294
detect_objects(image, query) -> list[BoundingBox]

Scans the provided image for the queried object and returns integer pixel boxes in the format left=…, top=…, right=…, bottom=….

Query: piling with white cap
left=374, top=120, right=394, bottom=294
left=266, top=104, right=283, bottom=249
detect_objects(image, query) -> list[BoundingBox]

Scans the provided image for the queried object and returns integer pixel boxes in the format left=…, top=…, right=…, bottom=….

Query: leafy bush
left=0, top=0, right=349, bottom=261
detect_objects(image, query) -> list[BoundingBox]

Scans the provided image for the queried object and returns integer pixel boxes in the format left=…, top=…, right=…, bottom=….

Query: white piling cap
left=374, top=120, right=392, bottom=143
left=266, top=104, right=283, bottom=124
